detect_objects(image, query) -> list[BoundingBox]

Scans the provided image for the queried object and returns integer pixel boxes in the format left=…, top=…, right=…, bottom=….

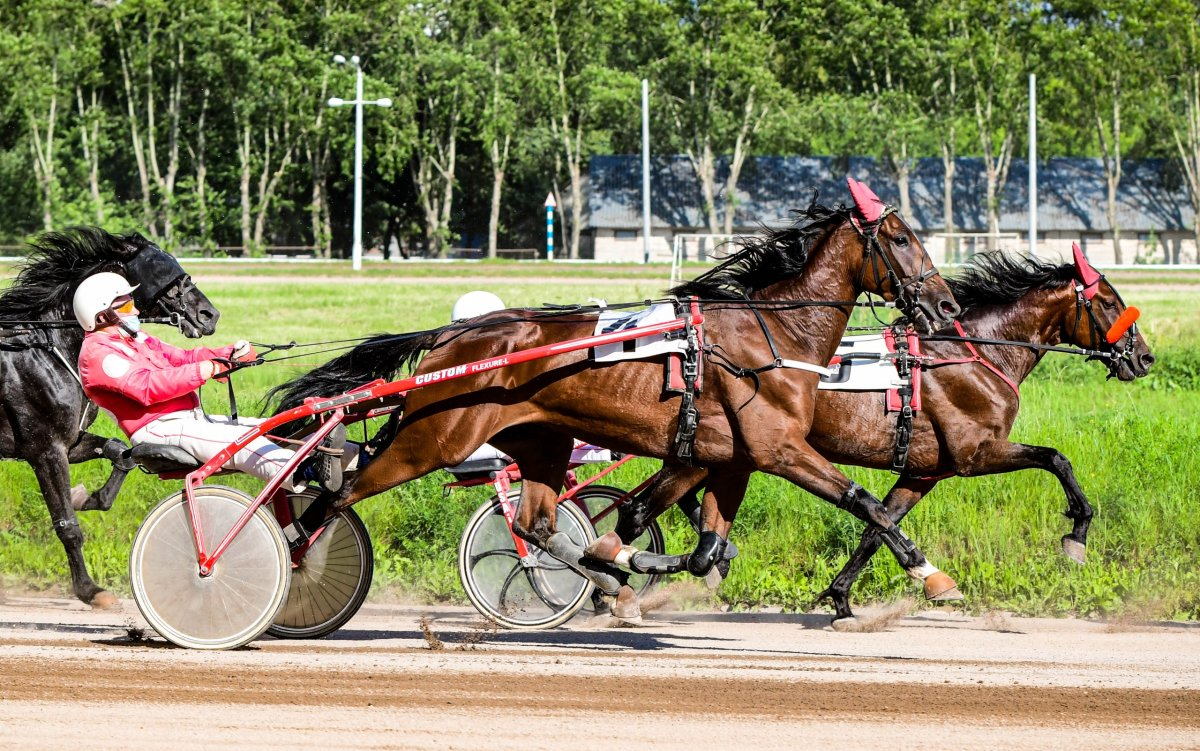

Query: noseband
left=852, top=208, right=939, bottom=323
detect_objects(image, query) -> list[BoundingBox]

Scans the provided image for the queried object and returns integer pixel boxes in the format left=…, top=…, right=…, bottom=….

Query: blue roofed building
left=586, top=155, right=1197, bottom=266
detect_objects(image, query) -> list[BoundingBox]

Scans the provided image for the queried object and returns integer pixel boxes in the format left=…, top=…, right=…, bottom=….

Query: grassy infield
left=1, top=260, right=1198, bottom=620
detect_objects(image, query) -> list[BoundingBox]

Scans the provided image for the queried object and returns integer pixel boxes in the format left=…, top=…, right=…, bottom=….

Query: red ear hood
left=1072, top=242, right=1101, bottom=300
left=847, top=177, right=885, bottom=224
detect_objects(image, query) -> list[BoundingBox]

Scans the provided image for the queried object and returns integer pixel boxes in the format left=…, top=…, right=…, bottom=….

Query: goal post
left=670, top=233, right=739, bottom=285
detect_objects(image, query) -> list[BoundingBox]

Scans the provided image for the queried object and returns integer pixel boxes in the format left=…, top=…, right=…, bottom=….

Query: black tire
left=572, top=484, right=665, bottom=600
left=266, top=489, right=374, bottom=640
left=458, top=489, right=597, bottom=629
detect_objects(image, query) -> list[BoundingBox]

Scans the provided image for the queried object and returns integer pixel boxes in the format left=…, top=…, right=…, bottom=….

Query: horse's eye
left=893, top=234, right=909, bottom=247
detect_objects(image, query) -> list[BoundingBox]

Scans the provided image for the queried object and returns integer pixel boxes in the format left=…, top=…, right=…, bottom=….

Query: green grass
left=1, top=265, right=1197, bottom=620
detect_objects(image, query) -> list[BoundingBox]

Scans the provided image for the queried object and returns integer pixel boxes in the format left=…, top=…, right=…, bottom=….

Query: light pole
left=328, top=54, right=392, bottom=271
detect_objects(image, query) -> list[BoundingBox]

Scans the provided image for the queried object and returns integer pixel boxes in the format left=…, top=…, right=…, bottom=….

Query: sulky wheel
left=267, top=488, right=374, bottom=640
left=129, top=485, right=290, bottom=650
left=572, top=484, right=665, bottom=602
left=458, top=489, right=597, bottom=629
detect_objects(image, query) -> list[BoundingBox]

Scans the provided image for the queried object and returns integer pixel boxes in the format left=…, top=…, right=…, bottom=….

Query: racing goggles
left=112, top=297, right=136, bottom=314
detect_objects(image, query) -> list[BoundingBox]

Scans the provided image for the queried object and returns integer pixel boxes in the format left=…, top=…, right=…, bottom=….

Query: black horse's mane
left=669, top=200, right=850, bottom=299
left=948, top=252, right=1076, bottom=313
left=0, top=227, right=145, bottom=322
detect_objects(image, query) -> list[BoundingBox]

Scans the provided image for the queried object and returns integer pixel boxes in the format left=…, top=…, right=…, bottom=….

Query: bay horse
left=272, top=182, right=963, bottom=619
left=613, top=247, right=1154, bottom=624
left=0, top=228, right=219, bottom=608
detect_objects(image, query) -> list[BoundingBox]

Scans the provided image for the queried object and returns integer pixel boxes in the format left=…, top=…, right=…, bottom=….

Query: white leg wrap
left=906, top=562, right=939, bottom=581
left=613, top=546, right=637, bottom=569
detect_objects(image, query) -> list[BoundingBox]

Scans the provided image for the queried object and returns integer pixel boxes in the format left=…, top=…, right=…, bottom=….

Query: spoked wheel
left=266, top=488, right=374, bottom=640
left=574, top=485, right=665, bottom=602
left=129, top=486, right=290, bottom=650
left=458, top=489, right=597, bottom=629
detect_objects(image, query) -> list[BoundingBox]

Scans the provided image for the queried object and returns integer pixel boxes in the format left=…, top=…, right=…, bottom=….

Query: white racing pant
left=130, top=408, right=296, bottom=483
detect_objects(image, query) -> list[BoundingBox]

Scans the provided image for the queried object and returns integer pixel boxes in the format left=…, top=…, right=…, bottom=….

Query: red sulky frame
left=182, top=309, right=706, bottom=576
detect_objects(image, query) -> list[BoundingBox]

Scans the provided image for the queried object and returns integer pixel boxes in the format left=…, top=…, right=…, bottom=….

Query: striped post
left=544, top=192, right=556, bottom=261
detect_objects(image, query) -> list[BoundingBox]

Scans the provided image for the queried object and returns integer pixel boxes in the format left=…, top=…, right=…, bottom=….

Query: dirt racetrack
left=0, top=594, right=1197, bottom=750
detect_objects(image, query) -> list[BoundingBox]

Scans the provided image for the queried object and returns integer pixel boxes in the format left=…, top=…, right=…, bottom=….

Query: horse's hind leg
left=66, top=433, right=133, bottom=512
left=27, top=447, right=116, bottom=609
left=817, top=476, right=940, bottom=625
left=500, top=430, right=636, bottom=617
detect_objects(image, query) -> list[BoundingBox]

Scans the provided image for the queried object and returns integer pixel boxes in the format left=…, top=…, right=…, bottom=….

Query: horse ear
left=1072, top=241, right=1101, bottom=300
left=847, top=177, right=885, bottom=224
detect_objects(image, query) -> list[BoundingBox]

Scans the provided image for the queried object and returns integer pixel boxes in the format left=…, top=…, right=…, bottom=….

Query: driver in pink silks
left=73, top=272, right=342, bottom=491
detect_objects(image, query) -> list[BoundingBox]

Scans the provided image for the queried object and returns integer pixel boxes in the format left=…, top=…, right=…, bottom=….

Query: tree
left=1151, top=0, right=1200, bottom=258
left=655, top=0, right=785, bottom=236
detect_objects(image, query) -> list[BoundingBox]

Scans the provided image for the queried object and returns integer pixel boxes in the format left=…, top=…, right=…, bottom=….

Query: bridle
left=851, top=208, right=940, bottom=326
left=122, top=244, right=195, bottom=333
left=1072, top=274, right=1139, bottom=379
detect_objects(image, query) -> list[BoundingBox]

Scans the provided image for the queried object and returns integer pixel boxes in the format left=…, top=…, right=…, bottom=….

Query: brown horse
left=613, top=248, right=1154, bottom=624
left=272, top=183, right=962, bottom=619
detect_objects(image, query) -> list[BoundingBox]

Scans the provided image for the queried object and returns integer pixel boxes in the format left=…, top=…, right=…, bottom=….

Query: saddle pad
left=592, top=303, right=688, bottom=363
left=818, top=335, right=907, bottom=391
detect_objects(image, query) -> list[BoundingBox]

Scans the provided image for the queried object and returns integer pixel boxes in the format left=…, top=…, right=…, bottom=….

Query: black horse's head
left=117, top=233, right=219, bottom=338
left=1, top=227, right=219, bottom=339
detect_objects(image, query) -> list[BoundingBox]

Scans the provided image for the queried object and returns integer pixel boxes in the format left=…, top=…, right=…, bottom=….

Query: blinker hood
left=124, top=245, right=187, bottom=306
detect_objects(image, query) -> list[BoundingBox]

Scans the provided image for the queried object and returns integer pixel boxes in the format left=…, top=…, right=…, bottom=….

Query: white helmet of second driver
left=450, top=290, right=505, bottom=322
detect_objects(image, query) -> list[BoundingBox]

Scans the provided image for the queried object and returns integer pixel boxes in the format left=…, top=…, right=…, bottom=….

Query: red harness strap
left=882, top=327, right=924, bottom=413
left=927, top=320, right=1020, bottom=399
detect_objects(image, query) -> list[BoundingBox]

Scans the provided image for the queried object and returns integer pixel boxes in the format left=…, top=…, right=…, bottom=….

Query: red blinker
left=1105, top=306, right=1140, bottom=344
left=847, top=177, right=885, bottom=224
left=1072, top=242, right=1101, bottom=300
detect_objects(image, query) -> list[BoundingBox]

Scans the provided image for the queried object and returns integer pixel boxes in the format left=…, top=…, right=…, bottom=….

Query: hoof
left=830, top=616, right=858, bottom=632
left=583, top=531, right=624, bottom=563
left=70, top=484, right=89, bottom=511
left=90, top=591, right=120, bottom=610
left=924, top=572, right=964, bottom=601
left=1061, top=537, right=1087, bottom=565
left=703, top=567, right=724, bottom=590
left=610, top=584, right=642, bottom=622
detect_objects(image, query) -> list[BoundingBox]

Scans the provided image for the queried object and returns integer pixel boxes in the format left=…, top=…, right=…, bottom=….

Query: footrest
left=129, top=443, right=203, bottom=474
left=446, top=457, right=510, bottom=481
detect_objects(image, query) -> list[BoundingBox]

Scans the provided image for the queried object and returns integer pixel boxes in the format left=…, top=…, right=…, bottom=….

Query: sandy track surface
left=0, top=595, right=1197, bottom=750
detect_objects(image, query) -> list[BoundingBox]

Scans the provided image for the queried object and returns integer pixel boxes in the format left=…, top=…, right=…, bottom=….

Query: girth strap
left=670, top=299, right=703, bottom=464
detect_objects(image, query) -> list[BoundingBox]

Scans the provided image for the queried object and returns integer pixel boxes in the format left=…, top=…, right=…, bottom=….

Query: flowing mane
left=669, top=200, right=850, bottom=300
left=947, top=252, right=1076, bottom=313
left=0, top=228, right=144, bottom=322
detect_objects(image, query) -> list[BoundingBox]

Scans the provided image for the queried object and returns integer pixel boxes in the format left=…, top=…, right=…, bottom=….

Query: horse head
left=848, top=178, right=960, bottom=334
left=1064, top=243, right=1153, bottom=381
left=117, top=233, right=219, bottom=338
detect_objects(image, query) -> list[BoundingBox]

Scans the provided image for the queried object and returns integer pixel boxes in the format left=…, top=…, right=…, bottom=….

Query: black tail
left=268, top=329, right=442, bottom=413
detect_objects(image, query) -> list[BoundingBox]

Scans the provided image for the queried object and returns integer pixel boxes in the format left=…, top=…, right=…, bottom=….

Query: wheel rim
left=131, top=487, right=289, bottom=649
left=272, top=492, right=372, bottom=635
left=461, top=495, right=593, bottom=626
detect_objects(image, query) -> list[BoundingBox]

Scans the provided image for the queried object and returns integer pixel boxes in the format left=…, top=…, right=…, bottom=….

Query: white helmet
left=451, top=291, right=505, bottom=322
left=73, top=272, right=139, bottom=331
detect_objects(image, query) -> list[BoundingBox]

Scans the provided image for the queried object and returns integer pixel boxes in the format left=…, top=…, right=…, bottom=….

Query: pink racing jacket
left=78, top=329, right=234, bottom=437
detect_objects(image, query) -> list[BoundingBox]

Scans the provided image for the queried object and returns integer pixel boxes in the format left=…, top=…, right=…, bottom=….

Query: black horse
left=0, top=228, right=219, bottom=608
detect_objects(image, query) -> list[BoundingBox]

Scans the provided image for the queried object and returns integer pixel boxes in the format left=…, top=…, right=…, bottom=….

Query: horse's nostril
left=940, top=300, right=960, bottom=318
left=1141, top=354, right=1156, bottom=368
left=199, top=309, right=214, bottom=322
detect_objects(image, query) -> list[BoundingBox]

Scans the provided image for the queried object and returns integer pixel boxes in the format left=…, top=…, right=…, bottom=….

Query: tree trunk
left=28, top=63, right=58, bottom=232
left=892, top=139, right=912, bottom=220
left=115, top=17, right=157, bottom=237
left=76, top=85, right=103, bottom=224
left=941, top=134, right=957, bottom=263
left=720, top=88, right=765, bottom=236
left=487, top=133, right=509, bottom=259
left=1170, top=70, right=1200, bottom=264
left=238, top=122, right=252, bottom=251
left=253, top=123, right=295, bottom=248
left=1097, top=75, right=1124, bottom=264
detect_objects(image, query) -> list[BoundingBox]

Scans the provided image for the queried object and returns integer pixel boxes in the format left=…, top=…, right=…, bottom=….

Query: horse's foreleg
left=27, top=447, right=116, bottom=609
left=612, top=463, right=706, bottom=543
left=818, top=476, right=940, bottom=623
left=767, top=443, right=956, bottom=595
left=959, top=441, right=1093, bottom=564
left=66, top=433, right=133, bottom=512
